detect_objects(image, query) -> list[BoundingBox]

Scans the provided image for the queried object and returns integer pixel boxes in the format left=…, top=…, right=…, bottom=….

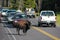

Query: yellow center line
left=31, top=27, right=60, bottom=40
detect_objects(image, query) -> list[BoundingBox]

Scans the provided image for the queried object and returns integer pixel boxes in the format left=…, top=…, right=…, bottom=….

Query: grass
left=56, top=14, right=60, bottom=25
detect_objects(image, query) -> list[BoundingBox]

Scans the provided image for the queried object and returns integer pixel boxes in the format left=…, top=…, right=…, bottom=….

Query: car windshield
left=13, top=14, right=27, bottom=19
left=41, top=12, right=54, bottom=16
left=8, top=13, right=16, bottom=17
left=31, top=9, right=35, bottom=11
left=2, top=10, right=8, bottom=12
left=7, top=10, right=16, bottom=13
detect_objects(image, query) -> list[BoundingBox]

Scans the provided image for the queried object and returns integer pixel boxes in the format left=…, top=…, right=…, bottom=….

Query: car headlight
left=14, top=20, right=18, bottom=23
left=2, top=12, right=6, bottom=15
left=8, top=18, right=13, bottom=21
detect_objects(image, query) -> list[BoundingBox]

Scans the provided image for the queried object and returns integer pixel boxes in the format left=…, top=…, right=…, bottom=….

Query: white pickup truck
left=38, top=10, right=56, bottom=27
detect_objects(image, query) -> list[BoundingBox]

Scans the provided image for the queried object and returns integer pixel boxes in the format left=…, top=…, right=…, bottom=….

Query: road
left=0, top=17, right=60, bottom=40
left=0, top=23, right=11, bottom=40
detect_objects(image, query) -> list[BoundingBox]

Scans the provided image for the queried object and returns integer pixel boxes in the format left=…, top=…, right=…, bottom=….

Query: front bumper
left=39, top=21, right=56, bottom=24
left=1, top=14, right=7, bottom=17
left=7, top=19, right=13, bottom=23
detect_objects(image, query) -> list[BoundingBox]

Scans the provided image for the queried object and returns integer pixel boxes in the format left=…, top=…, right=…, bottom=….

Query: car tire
left=0, top=19, right=1, bottom=23
left=53, top=24, right=56, bottom=27
left=51, top=24, right=56, bottom=27
left=32, top=15, right=35, bottom=18
left=8, top=22, right=11, bottom=24
left=38, top=22, right=41, bottom=27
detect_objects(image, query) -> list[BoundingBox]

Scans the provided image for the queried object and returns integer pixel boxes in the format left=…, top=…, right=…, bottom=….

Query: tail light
left=40, top=16, right=42, bottom=20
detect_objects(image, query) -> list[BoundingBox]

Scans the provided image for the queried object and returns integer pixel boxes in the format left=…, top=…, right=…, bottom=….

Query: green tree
left=10, top=0, right=19, bottom=10
left=42, top=0, right=55, bottom=11
left=18, top=0, right=24, bottom=10
left=24, top=0, right=36, bottom=9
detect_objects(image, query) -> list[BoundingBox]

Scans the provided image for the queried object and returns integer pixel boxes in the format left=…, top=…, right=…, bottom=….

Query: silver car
left=7, top=10, right=16, bottom=23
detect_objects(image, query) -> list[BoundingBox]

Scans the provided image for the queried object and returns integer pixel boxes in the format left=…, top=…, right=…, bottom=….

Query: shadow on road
left=2, top=22, right=15, bottom=28
left=32, top=25, right=55, bottom=28
left=7, top=33, right=27, bottom=36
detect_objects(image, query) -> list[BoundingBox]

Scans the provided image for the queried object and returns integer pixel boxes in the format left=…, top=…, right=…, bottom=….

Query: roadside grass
left=56, top=14, right=60, bottom=25
left=35, top=13, right=39, bottom=17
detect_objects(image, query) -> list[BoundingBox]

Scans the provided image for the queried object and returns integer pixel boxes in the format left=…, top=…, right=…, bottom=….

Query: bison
left=13, top=19, right=31, bottom=35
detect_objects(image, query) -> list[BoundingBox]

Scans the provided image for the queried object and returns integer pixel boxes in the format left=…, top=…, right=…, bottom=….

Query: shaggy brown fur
left=13, top=20, right=30, bottom=35
left=17, top=20, right=28, bottom=27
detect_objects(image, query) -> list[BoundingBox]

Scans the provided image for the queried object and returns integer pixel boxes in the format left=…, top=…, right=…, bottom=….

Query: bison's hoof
left=23, top=33, right=27, bottom=35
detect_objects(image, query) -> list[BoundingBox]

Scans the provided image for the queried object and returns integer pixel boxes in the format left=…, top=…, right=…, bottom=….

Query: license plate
left=47, top=21, right=50, bottom=23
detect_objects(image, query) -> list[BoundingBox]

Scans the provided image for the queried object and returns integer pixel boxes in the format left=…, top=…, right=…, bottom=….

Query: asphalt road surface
left=0, top=23, right=11, bottom=40
left=0, top=17, right=60, bottom=40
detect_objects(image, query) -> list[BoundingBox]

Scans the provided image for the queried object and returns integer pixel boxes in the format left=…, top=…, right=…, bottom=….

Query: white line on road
left=7, top=27, right=17, bottom=40
left=1, top=24, right=12, bottom=40
left=2, top=23, right=16, bottom=40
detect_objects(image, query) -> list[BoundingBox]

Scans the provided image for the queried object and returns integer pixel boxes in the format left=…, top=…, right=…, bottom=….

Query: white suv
left=38, top=10, right=56, bottom=27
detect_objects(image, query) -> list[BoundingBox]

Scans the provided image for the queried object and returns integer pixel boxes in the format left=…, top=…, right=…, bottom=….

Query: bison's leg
left=16, top=27, right=20, bottom=35
left=23, top=25, right=27, bottom=34
left=28, top=21, right=31, bottom=26
left=16, top=26, right=20, bottom=35
left=23, top=24, right=29, bottom=33
left=0, top=18, right=1, bottom=23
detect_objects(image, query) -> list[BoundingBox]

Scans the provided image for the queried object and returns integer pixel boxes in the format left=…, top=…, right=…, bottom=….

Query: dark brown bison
left=13, top=19, right=31, bottom=35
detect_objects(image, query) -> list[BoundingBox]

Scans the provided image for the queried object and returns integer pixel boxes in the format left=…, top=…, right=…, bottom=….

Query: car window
left=7, top=10, right=16, bottom=13
left=31, top=9, right=34, bottom=11
left=2, top=10, right=8, bottom=12
left=41, top=12, right=54, bottom=16
left=13, top=14, right=27, bottom=19
left=17, top=15, right=27, bottom=18
left=8, top=13, right=16, bottom=17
